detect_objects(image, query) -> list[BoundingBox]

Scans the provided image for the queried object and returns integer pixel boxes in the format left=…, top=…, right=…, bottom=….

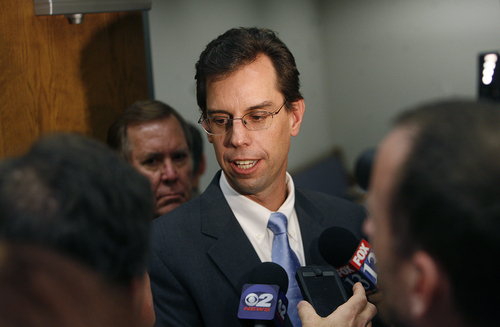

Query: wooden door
left=0, top=0, right=149, bottom=158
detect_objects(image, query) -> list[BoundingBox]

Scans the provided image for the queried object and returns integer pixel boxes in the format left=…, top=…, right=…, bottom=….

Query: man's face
left=205, top=54, right=304, bottom=208
left=363, top=127, right=415, bottom=326
left=127, top=117, right=193, bottom=217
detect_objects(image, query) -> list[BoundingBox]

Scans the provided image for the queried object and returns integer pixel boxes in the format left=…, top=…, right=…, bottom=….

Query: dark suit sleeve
left=149, top=249, right=203, bottom=327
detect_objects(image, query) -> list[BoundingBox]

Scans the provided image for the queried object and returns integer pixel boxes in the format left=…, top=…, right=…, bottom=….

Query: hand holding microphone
left=295, top=226, right=379, bottom=319
left=297, top=282, right=376, bottom=327
left=295, top=226, right=380, bottom=327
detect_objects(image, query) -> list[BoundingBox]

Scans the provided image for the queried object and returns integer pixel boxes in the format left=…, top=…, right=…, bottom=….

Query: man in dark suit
left=149, top=27, right=372, bottom=327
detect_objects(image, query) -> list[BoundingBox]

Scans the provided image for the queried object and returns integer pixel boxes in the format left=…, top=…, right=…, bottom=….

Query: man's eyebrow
left=248, top=101, right=274, bottom=111
left=139, top=146, right=190, bottom=159
left=206, top=109, right=230, bottom=116
left=140, top=152, right=162, bottom=158
left=173, top=146, right=190, bottom=153
left=206, top=101, right=276, bottom=115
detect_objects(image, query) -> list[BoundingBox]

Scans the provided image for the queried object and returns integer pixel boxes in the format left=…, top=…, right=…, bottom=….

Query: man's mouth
left=156, top=193, right=181, bottom=201
left=234, top=160, right=258, bottom=170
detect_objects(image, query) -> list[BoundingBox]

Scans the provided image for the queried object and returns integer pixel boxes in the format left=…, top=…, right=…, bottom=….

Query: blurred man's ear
left=407, top=251, right=451, bottom=320
left=405, top=251, right=462, bottom=326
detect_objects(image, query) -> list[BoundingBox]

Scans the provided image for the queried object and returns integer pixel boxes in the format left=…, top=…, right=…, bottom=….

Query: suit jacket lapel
left=199, top=174, right=330, bottom=292
left=201, top=171, right=261, bottom=292
left=295, top=189, right=330, bottom=266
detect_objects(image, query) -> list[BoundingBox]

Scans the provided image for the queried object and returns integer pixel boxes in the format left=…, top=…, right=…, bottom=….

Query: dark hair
left=107, top=100, right=192, bottom=161
left=0, top=133, right=154, bottom=286
left=390, top=99, right=500, bottom=326
left=195, top=27, right=302, bottom=116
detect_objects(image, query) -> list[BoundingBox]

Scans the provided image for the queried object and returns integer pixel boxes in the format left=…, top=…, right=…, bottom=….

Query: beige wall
left=148, top=0, right=500, bottom=192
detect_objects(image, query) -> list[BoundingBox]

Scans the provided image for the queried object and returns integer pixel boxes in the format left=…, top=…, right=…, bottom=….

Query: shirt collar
left=220, top=172, right=296, bottom=241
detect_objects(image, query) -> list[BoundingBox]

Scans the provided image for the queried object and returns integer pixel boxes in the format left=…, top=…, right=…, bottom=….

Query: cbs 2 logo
left=244, top=293, right=274, bottom=307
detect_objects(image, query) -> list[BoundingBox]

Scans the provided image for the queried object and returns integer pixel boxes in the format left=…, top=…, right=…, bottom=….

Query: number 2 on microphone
left=244, top=293, right=273, bottom=307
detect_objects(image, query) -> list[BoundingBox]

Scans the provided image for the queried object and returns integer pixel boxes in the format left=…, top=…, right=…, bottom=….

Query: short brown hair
left=107, top=100, right=192, bottom=160
left=195, top=27, right=302, bottom=117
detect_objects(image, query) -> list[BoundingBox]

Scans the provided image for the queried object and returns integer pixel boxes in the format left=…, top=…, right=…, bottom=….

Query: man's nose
left=160, top=161, right=178, bottom=182
left=227, top=119, right=251, bottom=147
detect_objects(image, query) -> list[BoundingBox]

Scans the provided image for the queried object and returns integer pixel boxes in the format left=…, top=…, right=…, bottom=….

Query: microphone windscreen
left=318, top=227, right=359, bottom=268
left=248, top=262, right=289, bottom=293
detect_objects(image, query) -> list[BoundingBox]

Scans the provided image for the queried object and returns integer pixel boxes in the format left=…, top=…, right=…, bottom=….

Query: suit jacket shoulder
left=149, top=171, right=262, bottom=326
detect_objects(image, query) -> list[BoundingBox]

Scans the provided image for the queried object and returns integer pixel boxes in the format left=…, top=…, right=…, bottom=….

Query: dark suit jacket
left=149, top=171, right=366, bottom=327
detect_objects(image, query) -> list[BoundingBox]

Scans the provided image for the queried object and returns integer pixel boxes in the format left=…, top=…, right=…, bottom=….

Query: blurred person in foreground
left=300, top=99, right=500, bottom=327
left=0, top=133, right=155, bottom=327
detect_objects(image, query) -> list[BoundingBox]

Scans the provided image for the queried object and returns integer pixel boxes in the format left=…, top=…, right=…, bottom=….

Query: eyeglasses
left=198, top=101, right=287, bottom=135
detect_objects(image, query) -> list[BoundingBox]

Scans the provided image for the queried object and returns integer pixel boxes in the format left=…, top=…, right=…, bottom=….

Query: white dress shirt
left=220, top=172, right=305, bottom=265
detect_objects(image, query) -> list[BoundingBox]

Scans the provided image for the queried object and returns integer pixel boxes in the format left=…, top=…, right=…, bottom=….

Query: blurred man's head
left=0, top=133, right=153, bottom=284
left=0, top=133, right=155, bottom=326
left=364, top=99, right=500, bottom=327
left=108, top=100, right=193, bottom=216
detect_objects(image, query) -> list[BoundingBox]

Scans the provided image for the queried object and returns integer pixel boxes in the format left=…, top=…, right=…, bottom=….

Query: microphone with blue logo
left=318, top=226, right=379, bottom=296
left=238, top=262, right=293, bottom=327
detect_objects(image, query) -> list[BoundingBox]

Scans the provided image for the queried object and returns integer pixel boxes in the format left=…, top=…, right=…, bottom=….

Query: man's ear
left=406, top=251, right=443, bottom=319
left=289, top=99, right=305, bottom=137
left=207, top=133, right=214, bottom=144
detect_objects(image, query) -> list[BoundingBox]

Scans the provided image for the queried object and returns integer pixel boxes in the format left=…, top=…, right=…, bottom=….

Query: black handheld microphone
left=238, top=262, right=293, bottom=327
left=318, top=226, right=379, bottom=295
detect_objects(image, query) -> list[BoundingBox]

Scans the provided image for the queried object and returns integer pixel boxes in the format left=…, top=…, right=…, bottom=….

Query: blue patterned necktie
left=268, top=212, right=303, bottom=327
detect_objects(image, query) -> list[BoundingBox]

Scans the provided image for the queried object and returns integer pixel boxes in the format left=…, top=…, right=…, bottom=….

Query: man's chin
left=154, top=202, right=182, bottom=218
